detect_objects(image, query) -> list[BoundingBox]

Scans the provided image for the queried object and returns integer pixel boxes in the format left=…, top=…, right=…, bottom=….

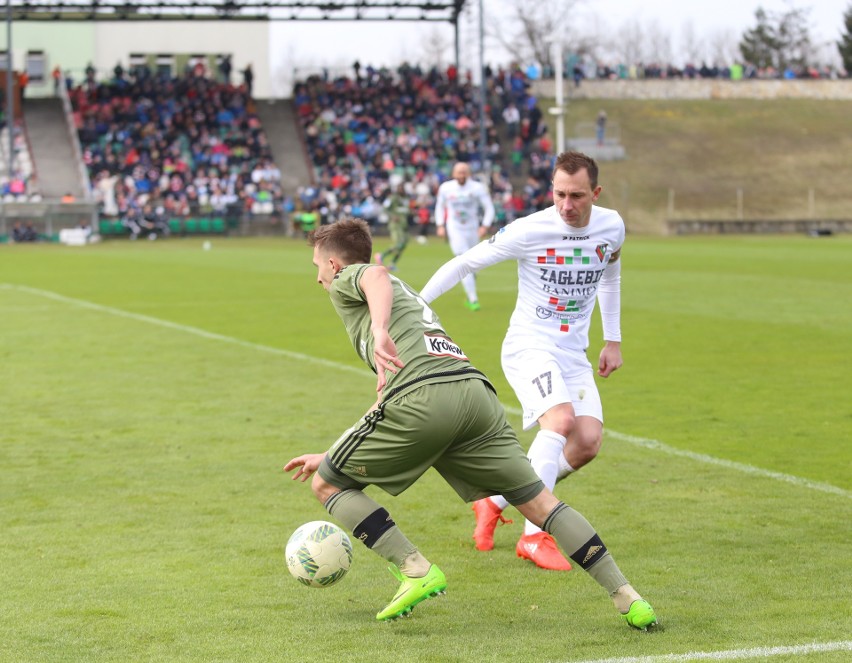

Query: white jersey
left=434, top=178, right=495, bottom=236
left=421, top=204, right=625, bottom=354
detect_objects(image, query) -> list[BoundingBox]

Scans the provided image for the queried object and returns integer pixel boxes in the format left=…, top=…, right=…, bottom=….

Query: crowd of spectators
left=555, top=56, right=845, bottom=86
left=69, top=61, right=283, bottom=234
left=10, top=220, right=39, bottom=242
left=291, top=61, right=557, bottom=236
left=10, top=52, right=845, bottom=242
left=0, top=121, right=40, bottom=202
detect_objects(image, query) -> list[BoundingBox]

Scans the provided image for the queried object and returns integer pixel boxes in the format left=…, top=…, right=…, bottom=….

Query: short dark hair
left=308, top=218, right=373, bottom=265
left=552, top=151, right=599, bottom=189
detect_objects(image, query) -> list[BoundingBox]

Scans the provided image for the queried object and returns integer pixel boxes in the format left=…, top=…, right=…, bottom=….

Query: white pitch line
left=602, top=430, right=852, bottom=500
left=566, top=640, right=852, bottom=663
left=500, top=401, right=851, bottom=500
left=4, top=283, right=850, bottom=501
left=4, top=284, right=368, bottom=378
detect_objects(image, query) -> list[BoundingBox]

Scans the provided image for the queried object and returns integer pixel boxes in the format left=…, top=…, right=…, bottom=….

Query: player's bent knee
left=539, top=404, right=576, bottom=438
left=311, top=473, right=339, bottom=504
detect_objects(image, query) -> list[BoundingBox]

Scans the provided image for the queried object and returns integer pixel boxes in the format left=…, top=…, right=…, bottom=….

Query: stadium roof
left=8, top=0, right=468, bottom=22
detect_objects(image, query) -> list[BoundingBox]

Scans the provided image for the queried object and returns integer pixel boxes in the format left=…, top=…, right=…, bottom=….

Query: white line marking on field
left=605, top=430, right=852, bottom=499
left=3, top=284, right=367, bottom=378
left=566, top=640, right=852, bottom=663
left=5, top=284, right=851, bottom=501
left=499, top=404, right=851, bottom=500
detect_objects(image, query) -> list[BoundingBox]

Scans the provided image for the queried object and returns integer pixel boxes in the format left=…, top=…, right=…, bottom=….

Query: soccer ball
left=285, top=521, right=353, bottom=588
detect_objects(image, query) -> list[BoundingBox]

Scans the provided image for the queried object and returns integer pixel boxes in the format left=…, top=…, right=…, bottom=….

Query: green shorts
left=318, top=378, right=544, bottom=505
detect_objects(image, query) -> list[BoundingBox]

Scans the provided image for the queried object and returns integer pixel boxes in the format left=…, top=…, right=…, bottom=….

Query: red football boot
left=516, top=532, right=572, bottom=571
left=471, top=498, right=513, bottom=551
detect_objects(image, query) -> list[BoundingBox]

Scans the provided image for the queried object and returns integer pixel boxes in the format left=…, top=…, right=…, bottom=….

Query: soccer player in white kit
left=434, top=162, right=496, bottom=311
left=421, top=152, right=624, bottom=571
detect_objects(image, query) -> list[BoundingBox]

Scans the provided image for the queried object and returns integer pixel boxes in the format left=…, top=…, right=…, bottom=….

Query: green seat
left=169, top=218, right=182, bottom=234
left=198, top=218, right=212, bottom=233
left=99, top=220, right=113, bottom=235
left=0, top=234, right=8, bottom=244
left=184, top=218, right=198, bottom=234
left=111, top=220, right=126, bottom=235
left=211, top=217, right=225, bottom=234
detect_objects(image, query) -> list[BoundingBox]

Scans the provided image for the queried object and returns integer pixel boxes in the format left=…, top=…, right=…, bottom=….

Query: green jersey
left=328, top=264, right=490, bottom=401
left=387, top=192, right=409, bottom=227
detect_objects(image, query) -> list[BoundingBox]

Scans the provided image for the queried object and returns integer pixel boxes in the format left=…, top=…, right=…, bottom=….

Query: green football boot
left=622, top=599, right=658, bottom=630
left=376, top=564, right=447, bottom=621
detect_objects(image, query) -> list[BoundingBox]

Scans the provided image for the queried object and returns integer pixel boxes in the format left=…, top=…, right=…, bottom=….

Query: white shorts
left=501, top=341, right=603, bottom=430
left=447, top=227, right=480, bottom=257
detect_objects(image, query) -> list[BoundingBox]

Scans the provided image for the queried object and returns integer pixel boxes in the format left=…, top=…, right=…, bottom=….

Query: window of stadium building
left=156, top=54, right=175, bottom=79
left=26, top=51, right=46, bottom=84
left=129, top=53, right=147, bottom=76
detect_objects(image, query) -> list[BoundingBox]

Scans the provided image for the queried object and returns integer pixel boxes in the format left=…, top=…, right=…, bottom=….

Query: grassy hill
left=541, top=98, right=852, bottom=233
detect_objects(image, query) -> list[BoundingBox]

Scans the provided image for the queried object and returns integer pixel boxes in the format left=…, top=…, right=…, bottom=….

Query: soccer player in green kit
left=283, top=218, right=657, bottom=629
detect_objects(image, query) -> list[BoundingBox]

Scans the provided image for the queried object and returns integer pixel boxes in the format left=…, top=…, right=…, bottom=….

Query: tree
left=740, top=8, right=782, bottom=69
left=680, top=21, right=706, bottom=66
left=420, top=27, right=452, bottom=69
left=487, top=0, right=591, bottom=69
left=839, top=2, right=852, bottom=74
left=645, top=20, right=674, bottom=66
left=707, top=29, right=739, bottom=67
left=739, top=5, right=815, bottom=71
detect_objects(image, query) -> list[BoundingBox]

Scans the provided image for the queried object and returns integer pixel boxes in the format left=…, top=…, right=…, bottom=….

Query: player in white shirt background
left=433, top=162, right=496, bottom=311
left=421, top=151, right=624, bottom=571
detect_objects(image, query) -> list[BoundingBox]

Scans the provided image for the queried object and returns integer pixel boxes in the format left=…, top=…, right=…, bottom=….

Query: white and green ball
left=285, top=521, right=353, bottom=588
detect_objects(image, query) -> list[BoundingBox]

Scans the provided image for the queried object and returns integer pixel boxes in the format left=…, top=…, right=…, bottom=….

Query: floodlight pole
left=552, top=37, right=565, bottom=154
left=554, top=40, right=564, bottom=153
left=454, top=18, right=460, bottom=69
left=5, top=0, right=12, bottom=185
left=478, top=0, right=487, bottom=173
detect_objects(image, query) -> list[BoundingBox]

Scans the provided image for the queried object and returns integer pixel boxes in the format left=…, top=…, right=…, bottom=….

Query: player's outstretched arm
left=434, top=187, right=446, bottom=238
left=478, top=185, right=496, bottom=231
left=421, top=231, right=512, bottom=304
left=359, top=266, right=405, bottom=393
left=597, top=252, right=622, bottom=378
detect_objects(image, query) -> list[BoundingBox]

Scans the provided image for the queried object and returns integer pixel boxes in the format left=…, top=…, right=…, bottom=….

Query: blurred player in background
left=374, top=183, right=411, bottom=271
left=433, top=162, right=495, bottom=311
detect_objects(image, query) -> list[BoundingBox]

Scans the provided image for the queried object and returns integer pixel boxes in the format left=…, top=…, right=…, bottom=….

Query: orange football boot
left=516, top=532, right=572, bottom=571
left=471, top=498, right=513, bottom=551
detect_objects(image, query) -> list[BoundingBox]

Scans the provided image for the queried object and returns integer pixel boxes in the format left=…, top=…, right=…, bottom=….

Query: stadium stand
left=0, top=121, right=39, bottom=202
left=69, top=64, right=285, bottom=238
left=291, top=62, right=558, bottom=233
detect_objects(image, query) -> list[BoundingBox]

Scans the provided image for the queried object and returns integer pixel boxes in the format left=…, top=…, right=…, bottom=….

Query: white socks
left=524, top=430, right=567, bottom=536
left=461, top=273, right=477, bottom=303
left=487, top=430, right=572, bottom=532
left=557, top=451, right=575, bottom=480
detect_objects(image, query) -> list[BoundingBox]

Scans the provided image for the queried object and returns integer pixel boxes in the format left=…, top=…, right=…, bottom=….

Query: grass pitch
left=1, top=235, right=850, bottom=662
